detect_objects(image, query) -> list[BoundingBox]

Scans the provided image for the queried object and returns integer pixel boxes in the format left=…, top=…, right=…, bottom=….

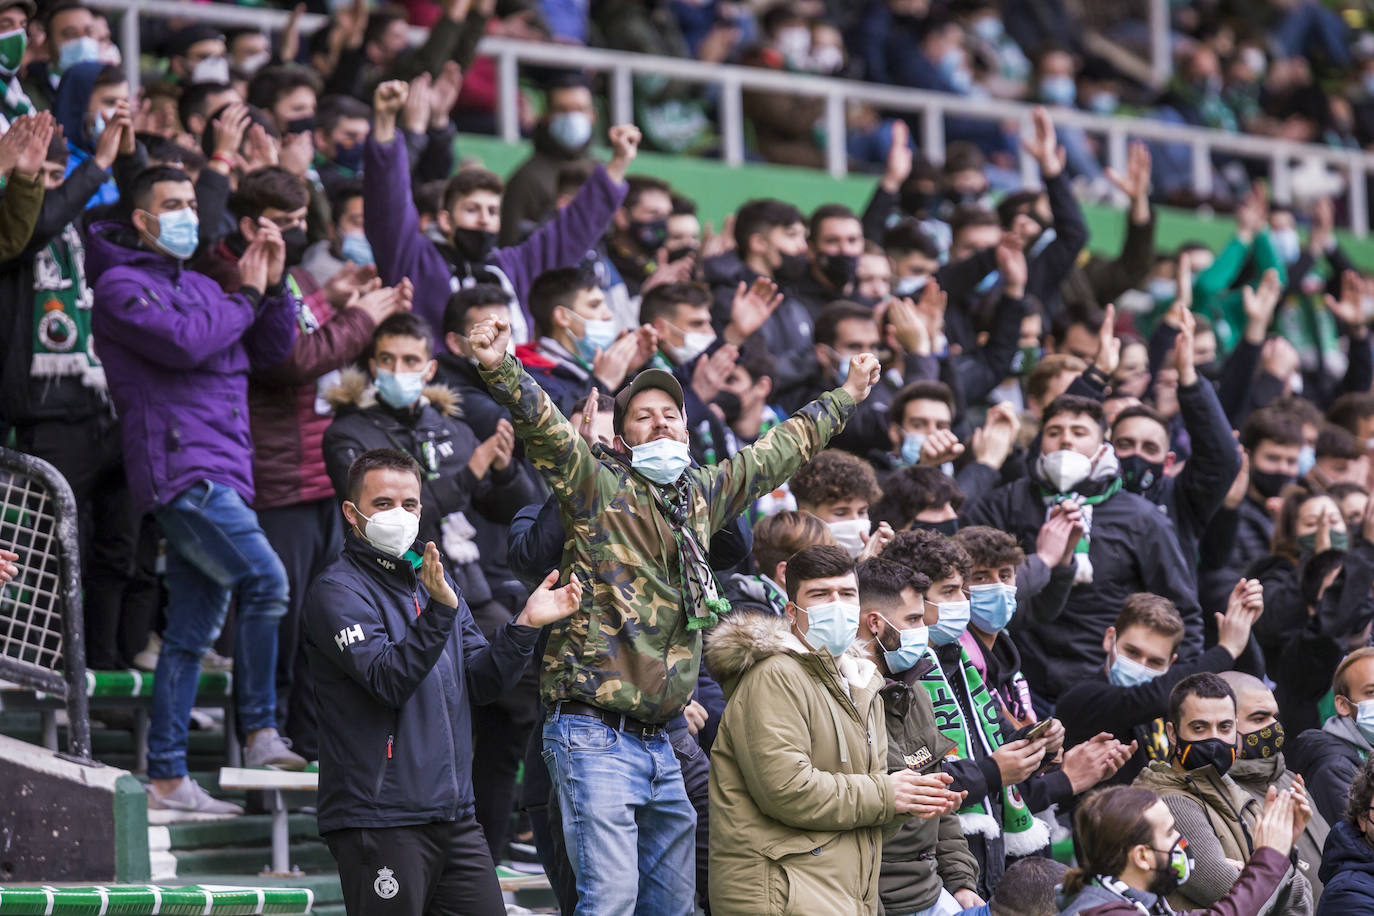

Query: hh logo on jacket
left=335, top=624, right=365, bottom=651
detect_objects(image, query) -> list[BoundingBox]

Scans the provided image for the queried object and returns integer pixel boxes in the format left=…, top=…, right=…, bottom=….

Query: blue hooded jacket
left=54, top=61, right=117, bottom=209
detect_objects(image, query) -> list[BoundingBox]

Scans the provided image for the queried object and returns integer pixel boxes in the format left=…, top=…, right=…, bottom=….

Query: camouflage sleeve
left=478, top=354, right=601, bottom=507
left=703, top=387, right=856, bottom=532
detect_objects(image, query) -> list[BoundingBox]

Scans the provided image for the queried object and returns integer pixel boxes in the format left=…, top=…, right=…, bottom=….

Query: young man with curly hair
left=790, top=448, right=885, bottom=558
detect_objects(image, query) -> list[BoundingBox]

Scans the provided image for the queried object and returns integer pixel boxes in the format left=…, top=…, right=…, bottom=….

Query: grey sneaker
left=146, top=778, right=243, bottom=816
left=244, top=729, right=309, bottom=771
left=132, top=634, right=161, bottom=672
left=200, top=647, right=233, bottom=673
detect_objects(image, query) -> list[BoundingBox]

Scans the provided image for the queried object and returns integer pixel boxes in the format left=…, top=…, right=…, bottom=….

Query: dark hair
left=871, top=466, right=964, bottom=530
left=624, top=175, right=672, bottom=212
left=1317, top=423, right=1365, bottom=461
left=955, top=526, right=1025, bottom=571
left=1273, top=394, right=1323, bottom=430
left=884, top=528, right=972, bottom=587
left=670, top=194, right=697, bottom=216
left=413, top=179, right=445, bottom=221
left=1111, top=403, right=1170, bottom=440
left=785, top=544, right=855, bottom=602
left=753, top=511, right=837, bottom=579
left=814, top=301, right=876, bottom=348
left=372, top=312, right=434, bottom=358
left=231, top=166, right=308, bottom=221
left=129, top=165, right=192, bottom=211
left=949, top=204, right=1000, bottom=239
left=362, top=6, right=406, bottom=50
left=1300, top=548, right=1346, bottom=609
left=639, top=282, right=712, bottom=326
left=943, top=142, right=986, bottom=175
left=882, top=218, right=940, bottom=261
left=734, top=340, right=777, bottom=385
left=989, top=856, right=1070, bottom=916
left=1114, top=593, right=1185, bottom=651
left=442, top=168, right=504, bottom=211
left=1062, top=787, right=1160, bottom=896
left=330, top=178, right=364, bottom=220
left=93, top=63, right=125, bottom=90
left=858, top=557, right=930, bottom=609
left=246, top=64, right=320, bottom=113
left=43, top=0, right=90, bottom=34
left=1327, top=392, right=1374, bottom=436
left=734, top=198, right=804, bottom=255
left=346, top=447, right=421, bottom=504
left=1241, top=405, right=1304, bottom=451
left=888, top=381, right=956, bottom=427
left=1168, top=672, right=1236, bottom=728
left=317, top=93, right=372, bottom=135
left=790, top=450, right=883, bottom=510
left=1329, top=481, right=1369, bottom=503
left=997, top=189, right=1043, bottom=230
left=444, top=284, right=509, bottom=336
left=1345, top=753, right=1374, bottom=830
left=200, top=102, right=276, bottom=161
left=1026, top=354, right=1086, bottom=406
left=1271, top=484, right=1322, bottom=562
left=1042, top=394, right=1106, bottom=431
left=528, top=267, right=599, bottom=339
left=808, top=202, right=859, bottom=241
left=572, top=391, right=614, bottom=418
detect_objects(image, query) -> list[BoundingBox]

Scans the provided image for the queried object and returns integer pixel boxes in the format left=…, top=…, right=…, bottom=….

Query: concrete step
left=168, top=842, right=336, bottom=877
left=163, top=814, right=320, bottom=850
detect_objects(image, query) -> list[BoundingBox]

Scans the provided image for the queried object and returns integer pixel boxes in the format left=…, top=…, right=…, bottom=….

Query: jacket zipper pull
left=387, top=734, right=393, bottom=759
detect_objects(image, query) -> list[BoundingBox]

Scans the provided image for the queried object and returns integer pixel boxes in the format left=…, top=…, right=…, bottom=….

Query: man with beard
left=364, top=78, right=636, bottom=346
left=195, top=164, right=415, bottom=760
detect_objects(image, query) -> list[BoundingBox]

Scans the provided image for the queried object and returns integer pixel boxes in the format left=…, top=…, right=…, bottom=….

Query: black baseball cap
left=613, top=369, right=684, bottom=435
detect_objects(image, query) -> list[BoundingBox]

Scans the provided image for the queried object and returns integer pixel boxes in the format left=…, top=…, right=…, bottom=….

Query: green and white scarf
left=0, top=73, right=31, bottom=132
left=31, top=223, right=104, bottom=391
left=918, top=645, right=1049, bottom=855
left=1040, top=477, right=1122, bottom=585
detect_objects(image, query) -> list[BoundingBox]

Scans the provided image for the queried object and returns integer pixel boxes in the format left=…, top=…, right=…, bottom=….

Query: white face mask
left=664, top=330, right=715, bottom=366
left=350, top=504, right=420, bottom=558
left=1037, top=448, right=1093, bottom=493
left=827, top=519, right=870, bottom=558
left=190, top=55, right=231, bottom=86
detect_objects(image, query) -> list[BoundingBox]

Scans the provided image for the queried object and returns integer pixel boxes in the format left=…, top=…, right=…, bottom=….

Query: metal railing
left=0, top=448, right=90, bottom=760
left=90, top=0, right=1373, bottom=235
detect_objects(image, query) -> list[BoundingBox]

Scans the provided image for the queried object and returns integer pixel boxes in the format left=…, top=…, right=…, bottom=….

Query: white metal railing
left=89, top=0, right=1374, bottom=236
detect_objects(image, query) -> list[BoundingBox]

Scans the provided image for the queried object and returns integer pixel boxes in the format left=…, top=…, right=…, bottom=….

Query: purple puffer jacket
left=87, top=220, right=297, bottom=515
left=362, top=133, right=626, bottom=341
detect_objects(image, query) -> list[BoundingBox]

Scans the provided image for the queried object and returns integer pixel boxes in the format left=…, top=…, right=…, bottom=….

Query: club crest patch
left=374, top=866, right=399, bottom=899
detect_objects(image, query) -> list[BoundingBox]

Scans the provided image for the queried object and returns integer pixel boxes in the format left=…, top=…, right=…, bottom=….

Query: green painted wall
left=453, top=132, right=1374, bottom=267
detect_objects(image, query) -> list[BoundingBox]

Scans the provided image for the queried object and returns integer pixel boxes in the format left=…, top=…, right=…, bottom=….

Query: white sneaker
left=200, top=647, right=233, bottom=673
left=244, top=729, right=308, bottom=771
left=146, top=778, right=243, bottom=816
left=132, top=634, right=161, bottom=672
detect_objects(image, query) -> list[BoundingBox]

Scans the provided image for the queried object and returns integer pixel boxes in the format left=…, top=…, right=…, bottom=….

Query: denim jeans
left=894, top=887, right=963, bottom=916
left=148, top=480, right=289, bottom=779
left=543, top=709, right=697, bottom=916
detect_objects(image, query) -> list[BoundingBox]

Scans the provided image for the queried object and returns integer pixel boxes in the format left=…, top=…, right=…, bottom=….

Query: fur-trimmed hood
left=704, top=610, right=878, bottom=699
left=324, top=366, right=462, bottom=417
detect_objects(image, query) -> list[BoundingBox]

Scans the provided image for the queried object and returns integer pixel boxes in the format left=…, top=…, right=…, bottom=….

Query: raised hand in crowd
left=594, top=325, right=658, bottom=392
left=1093, top=303, right=1121, bottom=377
left=885, top=294, right=931, bottom=356
left=842, top=352, right=882, bottom=403
left=403, top=71, right=434, bottom=137
left=14, top=112, right=54, bottom=179
left=971, top=402, right=1020, bottom=471
left=279, top=131, right=313, bottom=179
left=1060, top=732, right=1136, bottom=792
left=699, top=213, right=735, bottom=260
left=1259, top=336, right=1300, bottom=393
left=996, top=233, right=1028, bottom=299
left=372, top=79, right=409, bottom=144
left=1216, top=577, right=1263, bottom=658
left=1235, top=182, right=1267, bottom=242
left=467, top=316, right=511, bottom=370
left=208, top=104, right=253, bottom=176
left=606, top=124, right=642, bottom=184
left=242, top=123, right=280, bottom=173
left=325, top=262, right=380, bottom=307
left=1035, top=502, right=1084, bottom=568
left=723, top=275, right=782, bottom=345
left=880, top=118, right=913, bottom=194
left=515, top=569, right=584, bottom=628
left=1242, top=267, right=1282, bottom=345
left=349, top=278, right=413, bottom=326
left=469, top=418, right=515, bottom=478
left=857, top=521, right=895, bottom=561
left=421, top=540, right=460, bottom=607
left=1325, top=269, right=1372, bottom=340
left=1173, top=300, right=1197, bottom=385
left=692, top=343, right=738, bottom=406
left=429, top=61, right=463, bottom=130
left=642, top=246, right=696, bottom=292
left=1023, top=105, right=1065, bottom=179
left=1105, top=140, right=1151, bottom=221
left=920, top=428, right=965, bottom=466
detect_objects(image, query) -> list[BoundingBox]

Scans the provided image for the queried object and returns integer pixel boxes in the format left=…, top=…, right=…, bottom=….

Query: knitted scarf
left=30, top=222, right=104, bottom=391
left=1039, top=477, right=1122, bottom=584
left=917, top=646, right=1049, bottom=855
left=0, top=73, right=31, bottom=131
left=1090, top=874, right=1175, bottom=915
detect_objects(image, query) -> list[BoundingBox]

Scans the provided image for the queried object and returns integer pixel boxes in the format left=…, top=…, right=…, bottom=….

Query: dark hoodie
left=54, top=61, right=116, bottom=210
left=1317, top=819, right=1374, bottom=915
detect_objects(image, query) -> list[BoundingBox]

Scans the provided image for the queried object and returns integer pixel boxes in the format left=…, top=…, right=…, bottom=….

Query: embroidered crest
left=374, top=866, right=398, bottom=899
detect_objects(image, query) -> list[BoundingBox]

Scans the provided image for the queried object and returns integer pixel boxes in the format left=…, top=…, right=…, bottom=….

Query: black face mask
left=901, top=189, right=941, bottom=217
left=284, top=115, right=316, bottom=135
left=911, top=518, right=959, bottom=536
left=1120, top=454, right=1165, bottom=496
left=817, top=252, right=858, bottom=290
left=452, top=227, right=498, bottom=264
left=629, top=217, right=668, bottom=255
left=282, top=226, right=309, bottom=267
left=666, top=245, right=695, bottom=263
left=712, top=390, right=742, bottom=425
left=1238, top=722, right=1285, bottom=760
left=1147, top=842, right=1187, bottom=897
left=1250, top=469, right=1295, bottom=500
left=1195, top=360, right=1222, bottom=382
left=775, top=251, right=811, bottom=284
left=1174, top=736, right=1236, bottom=776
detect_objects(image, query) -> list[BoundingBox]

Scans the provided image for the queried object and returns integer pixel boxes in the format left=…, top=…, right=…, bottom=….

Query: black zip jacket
left=304, top=533, right=539, bottom=833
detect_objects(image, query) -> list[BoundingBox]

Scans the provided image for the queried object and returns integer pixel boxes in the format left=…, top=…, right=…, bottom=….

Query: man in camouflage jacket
left=470, top=312, right=881, bottom=915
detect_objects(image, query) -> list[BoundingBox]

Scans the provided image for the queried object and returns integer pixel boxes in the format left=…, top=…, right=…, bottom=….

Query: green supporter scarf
left=917, top=646, right=1050, bottom=856
left=1039, top=478, right=1122, bottom=584
left=31, top=223, right=104, bottom=391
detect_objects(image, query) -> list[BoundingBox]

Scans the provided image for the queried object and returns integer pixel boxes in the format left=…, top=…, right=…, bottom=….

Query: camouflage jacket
left=479, top=354, right=856, bottom=723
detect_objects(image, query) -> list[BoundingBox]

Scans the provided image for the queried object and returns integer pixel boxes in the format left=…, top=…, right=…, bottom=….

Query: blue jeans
left=543, top=709, right=697, bottom=916
left=148, top=480, right=288, bottom=779
left=895, top=888, right=963, bottom=916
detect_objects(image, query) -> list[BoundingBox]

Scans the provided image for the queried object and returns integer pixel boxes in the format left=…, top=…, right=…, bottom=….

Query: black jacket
left=1056, top=645, right=1239, bottom=787
left=304, top=533, right=538, bottom=833
left=962, top=478, right=1203, bottom=702
left=1288, top=723, right=1366, bottom=827
left=1317, top=819, right=1374, bottom=915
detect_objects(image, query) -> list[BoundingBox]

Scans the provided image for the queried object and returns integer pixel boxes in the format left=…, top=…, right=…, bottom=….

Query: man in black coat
left=962, top=394, right=1203, bottom=704
left=1288, top=646, right=1374, bottom=825
left=304, top=447, right=580, bottom=916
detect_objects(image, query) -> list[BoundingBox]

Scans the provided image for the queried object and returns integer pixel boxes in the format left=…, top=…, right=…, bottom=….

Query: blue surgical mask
left=1148, top=277, right=1178, bottom=303
left=894, top=274, right=928, bottom=298
left=928, top=598, right=970, bottom=646
left=150, top=207, right=199, bottom=260
left=1108, top=646, right=1162, bottom=688
left=1270, top=227, right=1301, bottom=265
left=1298, top=444, right=1316, bottom=477
left=801, top=600, right=861, bottom=657
left=1039, top=75, right=1076, bottom=106
left=572, top=314, right=618, bottom=362
left=901, top=432, right=926, bottom=467
left=549, top=111, right=593, bottom=151
left=630, top=437, right=691, bottom=485
left=1087, top=91, right=1119, bottom=114
left=58, top=36, right=100, bottom=73
left=341, top=231, right=375, bottom=267
left=969, top=583, right=1017, bottom=633
left=90, top=107, right=111, bottom=144
left=883, top=622, right=930, bottom=673
left=1354, top=698, right=1374, bottom=744
left=375, top=368, right=427, bottom=409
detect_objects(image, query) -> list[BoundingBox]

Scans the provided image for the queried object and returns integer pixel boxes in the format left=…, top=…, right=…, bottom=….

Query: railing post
left=920, top=104, right=944, bottom=165
left=1149, top=0, right=1171, bottom=88
left=1018, top=118, right=1038, bottom=187
left=1270, top=151, right=1291, bottom=206
left=119, top=3, right=140, bottom=96
left=1107, top=127, right=1129, bottom=206
left=824, top=91, right=846, bottom=179
left=720, top=75, right=744, bottom=168
left=611, top=65, right=633, bottom=129
left=1351, top=157, right=1369, bottom=238
left=497, top=49, right=519, bottom=144
left=1191, top=140, right=1212, bottom=199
